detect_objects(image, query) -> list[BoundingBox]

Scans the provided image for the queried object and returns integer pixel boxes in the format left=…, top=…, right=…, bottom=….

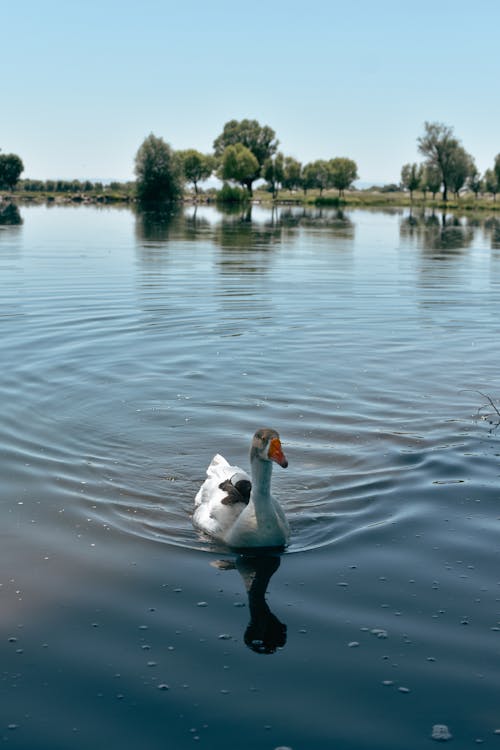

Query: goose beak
left=268, top=438, right=288, bottom=468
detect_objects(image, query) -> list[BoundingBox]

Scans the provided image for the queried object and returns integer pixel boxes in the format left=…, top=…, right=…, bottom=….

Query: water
left=1, top=203, right=500, bottom=748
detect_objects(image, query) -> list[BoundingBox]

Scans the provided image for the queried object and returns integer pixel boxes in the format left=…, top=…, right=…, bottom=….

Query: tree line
left=3, top=119, right=500, bottom=204
left=134, top=119, right=358, bottom=203
left=402, top=121, right=500, bottom=202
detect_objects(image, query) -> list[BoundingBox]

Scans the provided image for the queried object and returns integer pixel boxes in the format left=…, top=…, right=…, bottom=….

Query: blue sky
left=2, top=0, right=499, bottom=183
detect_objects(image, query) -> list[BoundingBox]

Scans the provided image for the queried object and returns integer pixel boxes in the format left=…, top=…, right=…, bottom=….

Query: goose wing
left=193, top=454, right=252, bottom=540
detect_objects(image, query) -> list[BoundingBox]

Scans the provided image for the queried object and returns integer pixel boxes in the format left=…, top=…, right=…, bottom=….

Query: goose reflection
left=213, top=553, right=287, bottom=654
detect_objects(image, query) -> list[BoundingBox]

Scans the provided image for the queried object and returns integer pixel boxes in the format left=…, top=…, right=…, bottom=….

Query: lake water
left=1, top=202, right=500, bottom=748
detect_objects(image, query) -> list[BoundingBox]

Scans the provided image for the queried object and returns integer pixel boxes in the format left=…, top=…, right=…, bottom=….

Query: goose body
left=193, top=428, right=290, bottom=548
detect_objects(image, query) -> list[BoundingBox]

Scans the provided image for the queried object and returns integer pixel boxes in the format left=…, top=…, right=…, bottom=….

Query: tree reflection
left=0, top=202, right=22, bottom=226
left=299, top=207, right=355, bottom=238
left=483, top=217, right=500, bottom=249
left=182, top=206, right=212, bottom=239
left=400, top=210, right=474, bottom=254
left=132, top=203, right=358, bottom=275
left=134, top=203, right=182, bottom=245
left=213, top=207, right=282, bottom=276
left=212, top=553, right=287, bottom=654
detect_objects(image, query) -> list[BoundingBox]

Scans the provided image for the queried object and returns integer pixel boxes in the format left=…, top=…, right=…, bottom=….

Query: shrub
left=216, top=183, right=249, bottom=204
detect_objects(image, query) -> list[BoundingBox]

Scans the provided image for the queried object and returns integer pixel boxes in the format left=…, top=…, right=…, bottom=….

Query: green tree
left=494, top=153, right=500, bottom=187
left=301, top=163, right=317, bottom=194
left=0, top=153, right=24, bottom=190
left=263, top=152, right=285, bottom=199
left=421, top=163, right=441, bottom=199
left=218, top=144, right=259, bottom=194
left=400, top=163, right=421, bottom=200
left=484, top=169, right=499, bottom=201
left=417, top=121, right=463, bottom=202
left=134, top=133, right=182, bottom=204
left=302, top=160, right=330, bottom=196
left=282, top=156, right=302, bottom=191
left=213, top=119, right=278, bottom=194
left=178, top=149, right=214, bottom=195
left=447, top=145, right=473, bottom=198
left=467, top=161, right=483, bottom=198
left=328, top=157, right=358, bottom=197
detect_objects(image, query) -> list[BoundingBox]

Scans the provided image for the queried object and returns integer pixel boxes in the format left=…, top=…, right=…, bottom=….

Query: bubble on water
left=371, top=628, right=388, bottom=639
left=218, top=634, right=232, bottom=640
left=431, top=724, right=452, bottom=741
left=197, top=602, right=208, bottom=607
left=348, top=641, right=360, bottom=648
left=398, top=686, right=410, bottom=693
left=158, top=683, right=169, bottom=691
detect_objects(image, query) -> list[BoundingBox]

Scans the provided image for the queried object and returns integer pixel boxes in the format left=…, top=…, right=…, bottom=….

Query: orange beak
left=268, top=437, right=288, bottom=468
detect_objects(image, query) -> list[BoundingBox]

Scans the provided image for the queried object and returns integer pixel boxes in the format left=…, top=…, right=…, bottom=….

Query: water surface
left=1, top=204, right=500, bottom=748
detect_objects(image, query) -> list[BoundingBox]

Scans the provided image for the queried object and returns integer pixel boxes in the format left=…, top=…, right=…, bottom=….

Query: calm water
left=1, top=203, right=500, bottom=748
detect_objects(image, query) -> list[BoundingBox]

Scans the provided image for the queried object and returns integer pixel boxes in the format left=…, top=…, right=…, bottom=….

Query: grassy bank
left=2, top=186, right=499, bottom=212
left=251, top=187, right=500, bottom=212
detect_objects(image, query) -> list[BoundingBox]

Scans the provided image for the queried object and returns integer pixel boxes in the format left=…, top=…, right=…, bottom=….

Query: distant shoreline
left=1, top=188, right=499, bottom=213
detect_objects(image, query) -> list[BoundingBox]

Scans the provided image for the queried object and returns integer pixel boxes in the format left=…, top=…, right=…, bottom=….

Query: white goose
left=193, top=428, right=290, bottom=548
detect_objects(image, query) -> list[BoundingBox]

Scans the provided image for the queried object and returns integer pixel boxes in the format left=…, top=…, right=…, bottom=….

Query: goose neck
left=250, top=456, right=273, bottom=501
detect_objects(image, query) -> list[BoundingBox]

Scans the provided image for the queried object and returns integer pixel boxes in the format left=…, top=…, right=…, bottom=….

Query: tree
left=417, top=121, right=463, bottom=202
left=467, top=161, right=483, bottom=198
left=134, top=133, right=182, bottom=204
left=302, top=160, right=330, bottom=196
left=213, top=119, right=278, bottom=194
left=0, top=153, right=24, bottom=190
left=178, top=149, right=214, bottom=195
left=263, top=152, right=285, bottom=199
left=328, top=157, right=358, bottom=197
left=218, top=144, right=259, bottom=194
left=421, top=163, right=441, bottom=200
left=484, top=169, right=499, bottom=201
left=282, top=156, right=302, bottom=192
left=400, top=163, right=421, bottom=200
left=447, top=145, right=473, bottom=198
left=301, top=163, right=317, bottom=194
left=494, top=153, right=500, bottom=188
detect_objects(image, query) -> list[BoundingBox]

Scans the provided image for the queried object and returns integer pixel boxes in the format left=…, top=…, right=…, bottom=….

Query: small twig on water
left=461, top=389, right=500, bottom=424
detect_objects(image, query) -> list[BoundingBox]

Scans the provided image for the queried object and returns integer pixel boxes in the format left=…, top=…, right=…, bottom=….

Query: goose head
left=250, top=428, right=288, bottom=468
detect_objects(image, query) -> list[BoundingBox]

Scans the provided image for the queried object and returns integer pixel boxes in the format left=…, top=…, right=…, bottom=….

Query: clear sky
left=2, top=0, right=499, bottom=184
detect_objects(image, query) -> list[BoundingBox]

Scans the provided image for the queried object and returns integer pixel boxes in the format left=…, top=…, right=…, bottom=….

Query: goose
left=193, top=428, right=290, bottom=548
